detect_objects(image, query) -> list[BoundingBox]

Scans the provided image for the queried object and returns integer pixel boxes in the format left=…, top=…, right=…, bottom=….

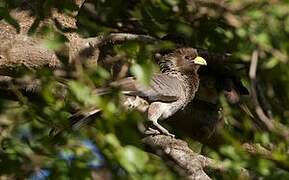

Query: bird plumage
left=70, top=47, right=207, bottom=137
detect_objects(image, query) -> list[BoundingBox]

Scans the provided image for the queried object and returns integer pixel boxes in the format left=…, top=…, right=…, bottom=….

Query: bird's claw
left=145, top=127, right=175, bottom=138
left=166, top=132, right=175, bottom=138
left=151, top=121, right=175, bottom=138
left=162, top=130, right=175, bottom=138
left=145, top=127, right=161, bottom=135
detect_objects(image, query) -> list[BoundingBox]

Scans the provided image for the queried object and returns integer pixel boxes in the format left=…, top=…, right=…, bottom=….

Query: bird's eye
left=184, top=56, right=191, bottom=61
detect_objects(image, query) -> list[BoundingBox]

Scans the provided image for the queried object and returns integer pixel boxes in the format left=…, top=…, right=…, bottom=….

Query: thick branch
left=87, top=33, right=158, bottom=49
left=143, top=135, right=249, bottom=179
left=143, top=135, right=211, bottom=179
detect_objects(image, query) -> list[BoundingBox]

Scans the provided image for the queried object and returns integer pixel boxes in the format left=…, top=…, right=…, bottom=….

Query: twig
left=249, top=50, right=289, bottom=141
left=249, top=50, right=274, bottom=130
left=243, top=143, right=289, bottom=171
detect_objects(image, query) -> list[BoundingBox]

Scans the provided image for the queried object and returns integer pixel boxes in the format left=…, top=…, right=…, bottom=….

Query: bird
left=69, top=47, right=207, bottom=137
left=162, top=34, right=249, bottom=103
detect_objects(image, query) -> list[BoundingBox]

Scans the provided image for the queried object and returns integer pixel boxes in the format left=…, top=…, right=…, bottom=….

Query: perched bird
left=158, top=34, right=250, bottom=143
left=70, top=48, right=207, bottom=137
left=161, top=34, right=249, bottom=104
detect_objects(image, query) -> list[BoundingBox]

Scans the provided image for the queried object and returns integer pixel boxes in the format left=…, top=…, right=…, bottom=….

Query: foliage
left=1, top=0, right=289, bottom=179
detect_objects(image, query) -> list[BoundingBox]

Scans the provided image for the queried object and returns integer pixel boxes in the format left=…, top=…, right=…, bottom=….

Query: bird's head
left=156, top=48, right=207, bottom=74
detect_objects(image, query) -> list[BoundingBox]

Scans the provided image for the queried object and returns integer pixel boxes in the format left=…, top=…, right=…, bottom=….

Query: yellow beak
left=193, top=56, right=207, bottom=66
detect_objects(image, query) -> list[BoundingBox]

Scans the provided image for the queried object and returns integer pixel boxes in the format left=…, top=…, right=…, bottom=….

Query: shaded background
left=1, top=0, right=289, bottom=179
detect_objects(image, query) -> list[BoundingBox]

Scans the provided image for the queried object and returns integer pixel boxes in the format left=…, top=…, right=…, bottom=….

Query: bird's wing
left=116, top=74, right=183, bottom=102
left=66, top=74, right=183, bottom=131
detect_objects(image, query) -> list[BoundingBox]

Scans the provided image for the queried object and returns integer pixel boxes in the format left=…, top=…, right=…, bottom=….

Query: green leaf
left=131, top=62, right=154, bottom=86
left=68, top=81, right=99, bottom=106
left=119, top=145, right=149, bottom=173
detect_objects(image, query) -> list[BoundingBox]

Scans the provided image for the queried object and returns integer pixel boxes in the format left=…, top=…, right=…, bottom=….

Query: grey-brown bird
left=70, top=47, right=207, bottom=137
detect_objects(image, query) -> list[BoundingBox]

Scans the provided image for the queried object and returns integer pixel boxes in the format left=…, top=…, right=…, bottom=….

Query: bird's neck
left=164, top=69, right=199, bottom=82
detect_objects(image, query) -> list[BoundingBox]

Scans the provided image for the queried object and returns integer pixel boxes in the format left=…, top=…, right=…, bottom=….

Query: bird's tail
left=49, top=87, right=110, bottom=138
left=50, top=77, right=138, bottom=137
left=69, top=86, right=113, bottom=130
left=69, top=108, right=102, bottom=130
left=49, top=107, right=102, bottom=139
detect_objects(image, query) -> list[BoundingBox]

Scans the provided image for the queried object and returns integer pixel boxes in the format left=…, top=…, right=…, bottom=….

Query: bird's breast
left=158, top=100, right=186, bottom=119
left=181, top=74, right=200, bottom=106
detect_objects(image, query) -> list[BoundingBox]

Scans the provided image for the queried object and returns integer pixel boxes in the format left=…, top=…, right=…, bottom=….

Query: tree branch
left=87, top=33, right=159, bottom=49
left=249, top=50, right=289, bottom=141
left=143, top=135, right=250, bottom=179
left=243, top=143, right=289, bottom=171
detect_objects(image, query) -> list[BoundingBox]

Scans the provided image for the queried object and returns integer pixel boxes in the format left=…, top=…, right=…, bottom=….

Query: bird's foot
left=145, top=127, right=175, bottom=138
left=152, top=121, right=175, bottom=138
left=145, top=127, right=161, bottom=135
left=162, top=130, right=175, bottom=138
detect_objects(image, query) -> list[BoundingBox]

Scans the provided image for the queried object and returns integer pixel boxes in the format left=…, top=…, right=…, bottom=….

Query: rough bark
left=143, top=135, right=250, bottom=179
